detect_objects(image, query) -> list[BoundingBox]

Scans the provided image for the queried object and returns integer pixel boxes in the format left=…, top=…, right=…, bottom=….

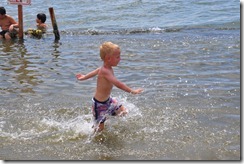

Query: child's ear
left=105, top=54, right=111, bottom=61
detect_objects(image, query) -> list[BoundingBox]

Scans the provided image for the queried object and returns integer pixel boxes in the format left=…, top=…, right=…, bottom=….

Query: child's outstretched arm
left=116, top=82, right=143, bottom=94
left=130, top=88, right=143, bottom=94
left=76, top=68, right=100, bottom=81
left=102, top=69, right=143, bottom=94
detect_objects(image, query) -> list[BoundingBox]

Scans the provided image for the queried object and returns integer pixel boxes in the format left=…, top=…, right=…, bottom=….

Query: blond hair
left=100, top=42, right=120, bottom=60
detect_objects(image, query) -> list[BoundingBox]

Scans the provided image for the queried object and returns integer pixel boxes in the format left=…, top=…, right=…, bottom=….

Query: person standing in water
left=0, top=7, right=19, bottom=40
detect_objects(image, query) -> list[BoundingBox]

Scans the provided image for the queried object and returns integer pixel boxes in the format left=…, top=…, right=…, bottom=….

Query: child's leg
left=117, top=105, right=127, bottom=116
left=98, top=123, right=104, bottom=131
left=93, top=122, right=104, bottom=133
left=4, top=32, right=11, bottom=40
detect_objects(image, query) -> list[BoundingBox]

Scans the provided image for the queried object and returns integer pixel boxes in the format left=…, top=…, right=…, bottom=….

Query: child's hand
left=131, top=88, right=143, bottom=94
left=76, top=73, right=85, bottom=80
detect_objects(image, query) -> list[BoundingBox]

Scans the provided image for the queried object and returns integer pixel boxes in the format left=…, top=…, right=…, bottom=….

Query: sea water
left=0, top=0, right=240, bottom=160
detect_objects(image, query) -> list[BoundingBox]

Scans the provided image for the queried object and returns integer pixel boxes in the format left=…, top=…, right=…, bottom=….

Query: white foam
left=40, top=114, right=94, bottom=135
left=0, top=96, right=142, bottom=142
left=150, top=27, right=162, bottom=32
left=115, top=96, right=142, bottom=118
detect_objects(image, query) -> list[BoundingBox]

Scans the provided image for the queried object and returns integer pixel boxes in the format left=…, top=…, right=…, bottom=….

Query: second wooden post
left=49, top=7, right=60, bottom=40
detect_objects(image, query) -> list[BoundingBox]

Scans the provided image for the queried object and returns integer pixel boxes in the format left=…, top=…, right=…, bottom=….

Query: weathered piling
left=49, top=7, right=60, bottom=40
left=18, top=4, right=23, bottom=39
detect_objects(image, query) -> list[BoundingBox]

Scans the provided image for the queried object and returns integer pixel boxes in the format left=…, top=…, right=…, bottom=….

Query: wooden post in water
left=18, top=5, right=23, bottom=39
left=49, top=7, right=60, bottom=40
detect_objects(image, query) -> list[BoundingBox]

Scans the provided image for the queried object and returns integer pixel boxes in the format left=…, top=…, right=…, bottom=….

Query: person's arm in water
left=8, top=16, right=18, bottom=31
left=76, top=68, right=100, bottom=80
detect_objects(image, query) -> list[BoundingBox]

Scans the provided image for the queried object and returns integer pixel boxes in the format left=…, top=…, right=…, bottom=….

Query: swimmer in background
left=25, top=13, right=47, bottom=38
left=0, top=7, right=19, bottom=40
left=76, top=42, right=143, bottom=132
left=36, top=13, right=47, bottom=33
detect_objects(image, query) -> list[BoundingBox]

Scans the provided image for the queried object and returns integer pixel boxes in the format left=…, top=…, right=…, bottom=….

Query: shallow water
left=0, top=0, right=240, bottom=160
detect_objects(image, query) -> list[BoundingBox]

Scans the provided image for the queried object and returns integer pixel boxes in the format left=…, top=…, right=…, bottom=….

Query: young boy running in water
left=76, top=42, right=143, bottom=132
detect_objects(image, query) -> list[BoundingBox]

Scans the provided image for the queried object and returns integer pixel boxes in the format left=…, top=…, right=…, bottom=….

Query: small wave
left=45, top=23, right=239, bottom=37
left=54, top=27, right=182, bottom=36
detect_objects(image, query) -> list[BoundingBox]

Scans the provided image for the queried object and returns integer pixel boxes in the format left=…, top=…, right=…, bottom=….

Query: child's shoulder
left=99, top=66, right=113, bottom=75
left=6, top=14, right=14, bottom=19
left=37, top=24, right=47, bottom=33
left=100, top=66, right=112, bottom=71
left=4, top=15, right=10, bottom=20
left=40, top=23, right=47, bottom=28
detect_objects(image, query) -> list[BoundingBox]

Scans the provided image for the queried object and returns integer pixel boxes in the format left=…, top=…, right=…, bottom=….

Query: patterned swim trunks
left=0, top=30, right=8, bottom=38
left=0, top=30, right=17, bottom=38
left=92, top=97, right=122, bottom=124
